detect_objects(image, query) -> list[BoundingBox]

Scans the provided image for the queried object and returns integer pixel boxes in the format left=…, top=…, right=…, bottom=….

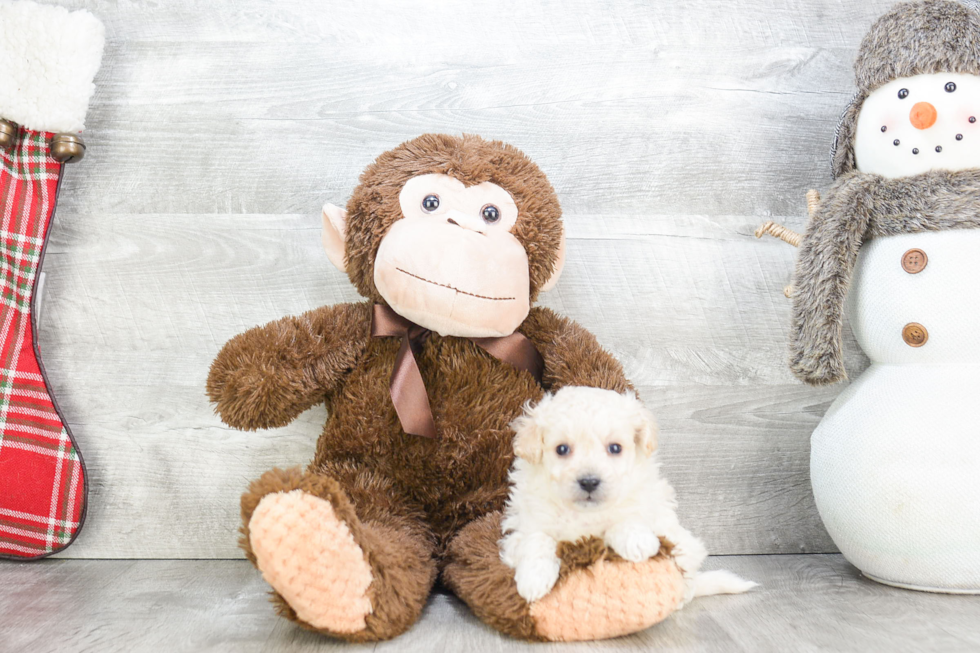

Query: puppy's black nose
left=578, top=476, right=601, bottom=493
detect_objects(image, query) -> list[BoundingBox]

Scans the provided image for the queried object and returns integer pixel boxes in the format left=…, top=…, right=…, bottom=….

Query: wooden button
left=901, top=248, right=928, bottom=274
left=902, top=322, right=928, bottom=347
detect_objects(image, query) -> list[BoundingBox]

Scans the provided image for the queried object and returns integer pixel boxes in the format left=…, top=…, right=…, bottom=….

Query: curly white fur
left=0, top=0, right=105, bottom=133
left=499, top=386, right=756, bottom=603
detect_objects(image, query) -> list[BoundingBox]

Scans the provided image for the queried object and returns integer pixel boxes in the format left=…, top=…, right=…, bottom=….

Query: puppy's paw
left=514, top=555, right=561, bottom=603
left=605, top=522, right=663, bottom=563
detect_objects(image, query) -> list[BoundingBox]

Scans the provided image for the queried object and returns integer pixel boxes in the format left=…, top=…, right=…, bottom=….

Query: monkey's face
left=323, top=134, right=565, bottom=336
left=373, top=174, right=531, bottom=337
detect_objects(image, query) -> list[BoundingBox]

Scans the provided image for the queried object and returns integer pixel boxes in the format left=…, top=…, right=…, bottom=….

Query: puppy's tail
left=691, top=569, right=758, bottom=597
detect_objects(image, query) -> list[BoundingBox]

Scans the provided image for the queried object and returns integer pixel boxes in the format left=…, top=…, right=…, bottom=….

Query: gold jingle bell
left=50, top=133, right=86, bottom=163
left=0, top=119, right=18, bottom=150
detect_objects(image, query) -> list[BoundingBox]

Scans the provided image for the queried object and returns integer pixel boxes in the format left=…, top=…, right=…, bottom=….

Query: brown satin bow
left=371, top=304, right=544, bottom=438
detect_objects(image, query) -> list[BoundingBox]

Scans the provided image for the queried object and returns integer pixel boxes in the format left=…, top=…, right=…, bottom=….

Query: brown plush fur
left=790, top=169, right=980, bottom=384
left=207, top=134, right=637, bottom=641
left=442, top=512, right=541, bottom=641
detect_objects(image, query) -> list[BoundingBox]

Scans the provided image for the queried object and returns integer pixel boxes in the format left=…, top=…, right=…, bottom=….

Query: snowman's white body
left=809, top=71, right=980, bottom=592
left=811, top=230, right=980, bottom=591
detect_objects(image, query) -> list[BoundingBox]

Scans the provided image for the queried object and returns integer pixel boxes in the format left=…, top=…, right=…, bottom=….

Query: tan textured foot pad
left=249, top=490, right=373, bottom=633
left=530, top=556, right=686, bottom=642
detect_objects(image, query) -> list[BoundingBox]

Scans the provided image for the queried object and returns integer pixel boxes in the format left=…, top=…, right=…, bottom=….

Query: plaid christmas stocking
left=0, top=1, right=104, bottom=559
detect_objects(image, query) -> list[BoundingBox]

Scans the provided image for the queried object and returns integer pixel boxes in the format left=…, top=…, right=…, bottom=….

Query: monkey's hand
left=206, top=302, right=371, bottom=430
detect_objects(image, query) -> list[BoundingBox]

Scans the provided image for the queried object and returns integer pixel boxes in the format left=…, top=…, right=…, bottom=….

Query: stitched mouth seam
left=395, top=267, right=515, bottom=301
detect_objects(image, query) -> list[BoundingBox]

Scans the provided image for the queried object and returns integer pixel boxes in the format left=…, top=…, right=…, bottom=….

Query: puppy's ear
left=511, top=402, right=546, bottom=464
left=634, top=403, right=659, bottom=457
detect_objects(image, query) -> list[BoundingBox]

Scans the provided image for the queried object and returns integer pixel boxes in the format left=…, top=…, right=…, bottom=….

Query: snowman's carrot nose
left=910, top=102, right=938, bottom=130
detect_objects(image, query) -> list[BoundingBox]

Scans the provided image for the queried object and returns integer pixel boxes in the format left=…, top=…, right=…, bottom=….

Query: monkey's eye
left=898, top=88, right=909, bottom=99
left=946, top=82, right=957, bottom=93
left=481, top=204, right=501, bottom=224
left=608, top=443, right=622, bottom=455
left=421, top=195, right=440, bottom=212
left=556, top=444, right=570, bottom=456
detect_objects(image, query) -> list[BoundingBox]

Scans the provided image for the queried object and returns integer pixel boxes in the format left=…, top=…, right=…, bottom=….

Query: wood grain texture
left=2, top=556, right=978, bottom=652
left=26, top=0, right=893, bottom=558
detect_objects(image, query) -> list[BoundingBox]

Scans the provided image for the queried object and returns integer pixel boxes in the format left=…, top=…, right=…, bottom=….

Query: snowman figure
left=790, top=0, right=980, bottom=592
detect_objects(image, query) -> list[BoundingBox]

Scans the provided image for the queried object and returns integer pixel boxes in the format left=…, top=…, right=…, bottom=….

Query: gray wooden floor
left=3, top=555, right=979, bottom=653
left=8, top=0, right=980, bottom=650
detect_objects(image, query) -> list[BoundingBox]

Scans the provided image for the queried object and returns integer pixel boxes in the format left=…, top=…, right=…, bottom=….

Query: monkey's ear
left=322, top=203, right=348, bottom=272
left=539, top=227, right=566, bottom=292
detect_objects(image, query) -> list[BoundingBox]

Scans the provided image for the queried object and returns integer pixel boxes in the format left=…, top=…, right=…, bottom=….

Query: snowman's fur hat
left=791, top=0, right=980, bottom=385
left=833, top=0, right=980, bottom=178
left=856, top=0, right=980, bottom=93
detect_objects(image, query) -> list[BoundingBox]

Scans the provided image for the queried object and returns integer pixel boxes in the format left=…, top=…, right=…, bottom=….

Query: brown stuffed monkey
left=206, top=134, right=685, bottom=642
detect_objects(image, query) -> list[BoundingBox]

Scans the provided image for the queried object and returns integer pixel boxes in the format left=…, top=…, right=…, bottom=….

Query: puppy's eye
left=607, top=443, right=622, bottom=455
left=556, top=444, right=570, bottom=456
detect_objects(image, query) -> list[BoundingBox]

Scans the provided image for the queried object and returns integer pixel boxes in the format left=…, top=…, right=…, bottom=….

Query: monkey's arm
left=519, top=307, right=633, bottom=393
left=207, top=302, right=372, bottom=430
left=789, top=171, right=876, bottom=385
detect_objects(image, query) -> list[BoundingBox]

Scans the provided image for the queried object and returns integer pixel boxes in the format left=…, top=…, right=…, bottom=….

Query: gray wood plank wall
left=36, top=0, right=895, bottom=559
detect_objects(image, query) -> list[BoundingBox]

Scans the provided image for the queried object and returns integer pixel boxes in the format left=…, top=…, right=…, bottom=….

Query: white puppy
left=500, top=386, right=756, bottom=603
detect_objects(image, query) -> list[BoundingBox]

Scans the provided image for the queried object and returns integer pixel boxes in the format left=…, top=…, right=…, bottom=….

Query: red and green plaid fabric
left=0, top=128, right=86, bottom=559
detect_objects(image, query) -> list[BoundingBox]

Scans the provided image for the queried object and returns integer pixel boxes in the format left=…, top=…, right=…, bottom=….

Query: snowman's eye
left=945, top=82, right=957, bottom=93
left=898, top=88, right=910, bottom=99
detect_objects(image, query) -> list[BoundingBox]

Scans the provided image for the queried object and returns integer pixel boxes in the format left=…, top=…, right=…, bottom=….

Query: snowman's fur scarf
left=790, top=168, right=980, bottom=385
left=833, top=0, right=980, bottom=178
left=0, top=1, right=105, bottom=133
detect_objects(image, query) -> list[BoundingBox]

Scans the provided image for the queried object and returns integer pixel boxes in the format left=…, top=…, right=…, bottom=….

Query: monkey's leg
left=443, top=512, right=686, bottom=642
left=241, top=464, right=436, bottom=642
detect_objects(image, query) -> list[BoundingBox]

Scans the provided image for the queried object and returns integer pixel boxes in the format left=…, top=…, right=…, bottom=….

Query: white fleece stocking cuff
left=0, top=0, right=105, bottom=133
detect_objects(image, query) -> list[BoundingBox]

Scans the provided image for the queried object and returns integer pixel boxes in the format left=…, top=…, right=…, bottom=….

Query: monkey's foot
left=240, top=467, right=436, bottom=641
left=249, top=490, right=374, bottom=633
left=444, top=512, right=686, bottom=642
left=530, top=546, right=686, bottom=641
